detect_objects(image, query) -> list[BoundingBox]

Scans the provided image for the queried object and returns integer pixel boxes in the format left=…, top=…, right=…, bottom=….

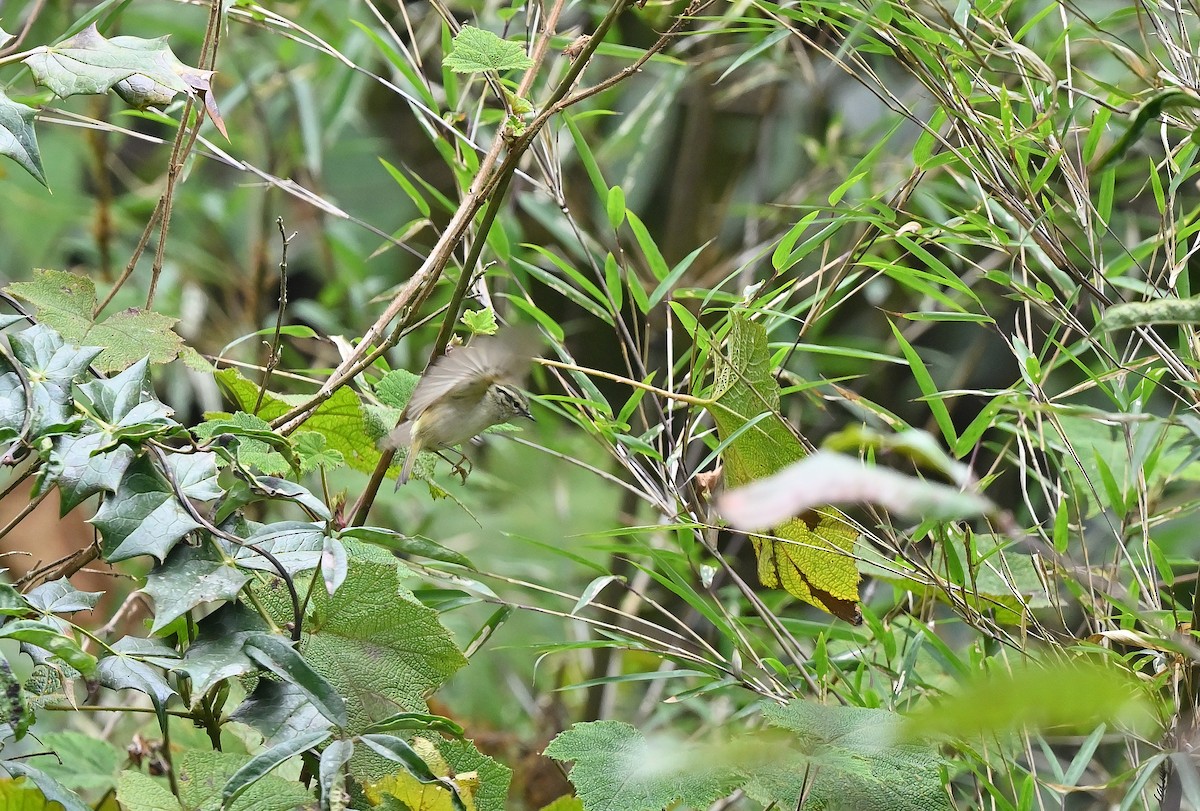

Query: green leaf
left=706, top=314, right=861, bottom=623
left=43, top=432, right=135, bottom=513
left=179, top=603, right=270, bottom=699
left=339, top=527, right=475, bottom=569
left=442, top=26, right=533, bottom=74
left=0, top=776, right=67, bottom=810
left=743, top=700, right=951, bottom=811
left=25, top=24, right=197, bottom=102
left=0, top=763, right=91, bottom=811
left=116, top=770, right=182, bottom=811
left=176, top=750, right=313, bottom=811
left=544, top=721, right=741, bottom=811
left=0, top=654, right=30, bottom=740
left=226, top=521, right=326, bottom=575
left=255, top=560, right=467, bottom=733
left=215, top=367, right=383, bottom=474
left=0, top=619, right=96, bottom=676
left=294, top=431, right=345, bottom=474
left=5, top=324, right=102, bottom=437
left=375, top=369, right=420, bottom=410
left=143, top=541, right=252, bottom=633
left=220, top=729, right=331, bottom=810
left=27, top=732, right=123, bottom=794
left=95, top=636, right=178, bottom=708
left=904, top=659, right=1158, bottom=739
left=24, top=578, right=102, bottom=614
left=0, top=89, right=46, bottom=186
left=89, top=454, right=211, bottom=562
left=244, top=634, right=348, bottom=729
left=1099, top=297, right=1200, bottom=330
left=7, top=270, right=182, bottom=372
left=231, top=678, right=331, bottom=747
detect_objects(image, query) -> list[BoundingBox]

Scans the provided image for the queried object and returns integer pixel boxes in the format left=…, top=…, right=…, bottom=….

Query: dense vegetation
left=0, top=0, right=1196, bottom=808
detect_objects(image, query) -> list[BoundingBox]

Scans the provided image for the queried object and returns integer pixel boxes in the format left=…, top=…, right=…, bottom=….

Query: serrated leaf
left=255, top=560, right=467, bottom=733
left=176, top=750, right=313, bottom=811
left=27, top=732, right=123, bottom=794
left=0, top=90, right=45, bottom=185
left=375, top=370, right=420, bottom=410
left=231, top=678, right=332, bottom=746
left=143, top=541, right=251, bottom=633
left=442, top=26, right=533, bottom=73
left=215, top=367, right=383, bottom=474
left=178, top=602, right=269, bottom=700
left=26, top=25, right=191, bottom=100
left=544, top=721, right=740, bottom=811
left=707, top=314, right=861, bottom=622
left=5, top=324, right=103, bottom=438
left=743, top=701, right=951, bottom=811
left=7, top=270, right=182, bottom=372
left=116, top=770, right=182, bottom=811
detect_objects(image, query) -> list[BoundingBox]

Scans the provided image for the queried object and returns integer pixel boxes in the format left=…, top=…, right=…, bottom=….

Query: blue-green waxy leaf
left=244, top=634, right=348, bottom=729
left=179, top=603, right=270, bottom=700
left=143, top=542, right=251, bottom=633
left=24, top=579, right=102, bottom=614
left=5, top=325, right=102, bottom=438
left=0, top=89, right=45, bottom=186
left=89, top=456, right=204, bottom=563
left=0, top=620, right=96, bottom=676
left=95, top=636, right=178, bottom=709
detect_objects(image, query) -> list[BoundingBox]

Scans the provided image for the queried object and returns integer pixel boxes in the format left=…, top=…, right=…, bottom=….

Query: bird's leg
left=435, top=449, right=472, bottom=483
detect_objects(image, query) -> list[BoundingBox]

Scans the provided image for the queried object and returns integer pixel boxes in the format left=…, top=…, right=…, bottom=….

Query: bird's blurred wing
left=401, top=328, right=541, bottom=419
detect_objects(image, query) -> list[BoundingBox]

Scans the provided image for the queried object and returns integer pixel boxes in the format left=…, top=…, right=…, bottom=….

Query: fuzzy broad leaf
left=0, top=90, right=45, bottom=185
left=89, top=452, right=219, bottom=562
left=442, top=26, right=533, bottom=73
left=544, top=721, right=741, bottom=811
left=116, top=770, right=182, bottom=811
left=743, top=701, right=951, bottom=811
left=214, top=367, right=383, bottom=474
left=26, top=732, right=123, bottom=794
left=707, top=314, right=861, bottom=622
left=255, top=559, right=467, bottom=733
left=175, top=750, right=313, bottom=811
left=7, top=270, right=182, bottom=372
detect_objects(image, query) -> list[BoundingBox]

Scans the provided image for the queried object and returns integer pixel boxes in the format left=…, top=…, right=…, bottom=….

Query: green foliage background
left=0, top=0, right=1197, bottom=808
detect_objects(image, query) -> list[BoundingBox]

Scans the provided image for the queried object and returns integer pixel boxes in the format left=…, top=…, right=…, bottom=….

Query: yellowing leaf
left=707, top=314, right=860, bottom=623
left=365, top=739, right=479, bottom=811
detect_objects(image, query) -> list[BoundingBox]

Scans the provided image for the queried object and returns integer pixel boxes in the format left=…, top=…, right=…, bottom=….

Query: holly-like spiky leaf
left=0, top=89, right=45, bottom=185
left=143, top=541, right=251, bottom=633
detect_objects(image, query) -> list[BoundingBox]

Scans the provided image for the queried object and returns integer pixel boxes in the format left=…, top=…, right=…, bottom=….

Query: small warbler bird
left=388, top=328, right=539, bottom=486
